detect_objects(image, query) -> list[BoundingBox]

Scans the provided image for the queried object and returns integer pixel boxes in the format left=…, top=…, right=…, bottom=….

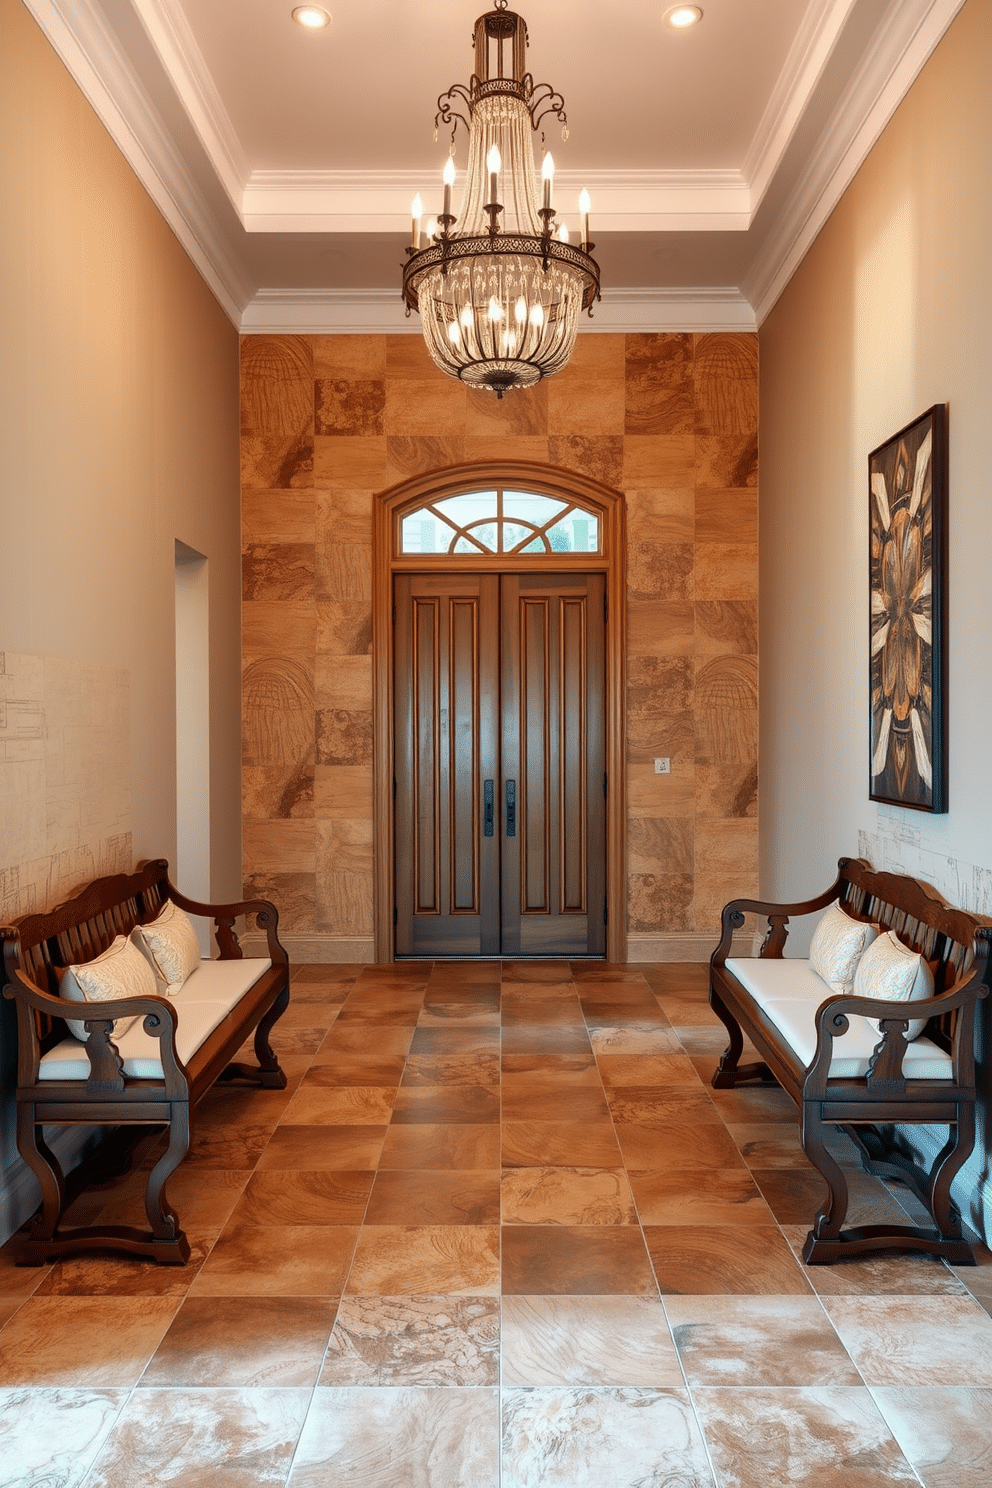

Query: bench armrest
left=803, top=973, right=989, bottom=1096
left=5, top=969, right=185, bottom=1095
left=168, top=887, right=288, bottom=965
left=712, top=885, right=843, bottom=966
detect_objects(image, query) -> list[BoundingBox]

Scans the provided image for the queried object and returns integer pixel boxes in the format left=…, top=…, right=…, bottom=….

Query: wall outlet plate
left=654, top=757, right=670, bottom=774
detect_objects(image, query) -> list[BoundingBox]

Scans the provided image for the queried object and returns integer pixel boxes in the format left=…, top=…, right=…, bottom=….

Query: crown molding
left=130, top=0, right=249, bottom=212
left=23, top=0, right=252, bottom=324
left=241, top=168, right=752, bottom=234
left=747, top=0, right=968, bottom=322
left=240, top=285, right=756, bottom=336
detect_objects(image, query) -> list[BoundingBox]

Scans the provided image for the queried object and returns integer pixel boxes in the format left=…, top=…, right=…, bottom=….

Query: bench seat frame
left=710, top=857, right=991, bottom=1265
left=1, top=860, right=290, bottom=1266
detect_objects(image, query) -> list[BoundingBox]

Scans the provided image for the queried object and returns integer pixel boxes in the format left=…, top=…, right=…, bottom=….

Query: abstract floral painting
left=869, top=405, right=947, bottom=812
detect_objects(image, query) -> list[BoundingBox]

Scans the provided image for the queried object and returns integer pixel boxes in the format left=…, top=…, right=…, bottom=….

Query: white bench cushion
left=723, top=958, right=951, bottom=1080
left=40, top=957, right=272, bottom=1081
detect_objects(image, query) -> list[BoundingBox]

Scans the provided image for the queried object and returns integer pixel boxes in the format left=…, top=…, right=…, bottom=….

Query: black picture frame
left=868, top=404, right=948, bottom=812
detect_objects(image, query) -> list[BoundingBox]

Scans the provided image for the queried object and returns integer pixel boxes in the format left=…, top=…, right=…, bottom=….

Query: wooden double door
left=394, top=571, right=607, bottom=958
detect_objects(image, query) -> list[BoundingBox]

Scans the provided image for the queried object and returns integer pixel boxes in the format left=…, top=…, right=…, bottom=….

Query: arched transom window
left=398, top=487, right=601, bottom=557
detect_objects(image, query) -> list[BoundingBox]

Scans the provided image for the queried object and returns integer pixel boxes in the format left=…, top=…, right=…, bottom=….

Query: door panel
left=394, top=571, right=605, bottom=958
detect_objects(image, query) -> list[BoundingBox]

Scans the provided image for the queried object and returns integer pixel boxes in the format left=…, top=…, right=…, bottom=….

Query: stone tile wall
left=240, top=331, right=758, bottom=955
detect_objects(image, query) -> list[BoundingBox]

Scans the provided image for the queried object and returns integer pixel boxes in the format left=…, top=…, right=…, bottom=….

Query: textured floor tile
left=409, top=1027, right=500, bottom=1054
left=501, top=1167, right=637, bottom=1225
left=190, top=1224, right=358, bottom=1296
left=288, top=1386, right=499, bottom=1487
left=501, top=1122, right=623, bottom=1168
left=596, top=1051, right=701, bottom=1084
left=400, top=1054, right=501, bottom=1087
left=501, top=1052, right=597, bottom=1075
left=141, top=1296, right=338, bottom=1386
left=299, top=1054, right=406, bottom=1083
left=822, top=1295, right=992, bottom=1384
left=725, top=1121, right=814, bottom=1168
left=500, top=1086, right=610, bottom=1121
left=628, top=1167, right=774, bottom=1226
left=86, top=1386, right=311, bottom=1487
left=780, top=1226, right=971, bottom=1296
left=319, top=1026, right=414, bottom=1055
left=34, top=1227, right=216, bottom=1298
left=652, top=996, right=719, bottom=1026
left=364, top=1169, right=500, bottom=1225
left=179, top=1122, right=278, bottom=1169
left=230, top=1169, right=374, bottom=1225
left=752, top=1167, right=911, bottom=1228
left=704, top=1079, right=804, bottom=1121
left=379, top=1123, right=501, bottom=1170
left=502, top=1225, right=658, bottom=1295
left=0, top=1387, right=127, bottom=1488
left=502, top=1295, right=683, bottom=1385
left=256, top=1125, right=387, bottom=1170
left=0, top=1298, right=23, bottom=1328
left=693, top=1386, right=919, bottom=1487
left=503, top=963, right=573, bottom=981
left=667, top=1294, right=861, bottom=1385
left=871, top=1386, right=992, bottom=1487
left=644, top=1225, right=812, bottom=1295
left=0, top=1296, right=178, bottom=1386
left=589, top=1028, right=680, bottom=1054
left=501, top=1386, right=714, bottom=1488
left=319, top=1295, right=499, bottom=1384
left=500, top=1027, right=594, bottom=1055
left=615, top=1121, right=747, bottom=1170
left=390, top=1085, right=500, bottom=1123
left=280, top=1085, right=396, bottom=1124
left=346, top=1225, right=500, bottom=1294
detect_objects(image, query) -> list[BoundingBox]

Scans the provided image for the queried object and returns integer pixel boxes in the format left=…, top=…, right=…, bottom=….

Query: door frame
left=372, top=460, right=627, bottom=962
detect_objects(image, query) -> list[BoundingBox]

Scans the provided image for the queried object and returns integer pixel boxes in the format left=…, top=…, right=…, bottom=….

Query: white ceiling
left=26, top=0, right=966, bottom=330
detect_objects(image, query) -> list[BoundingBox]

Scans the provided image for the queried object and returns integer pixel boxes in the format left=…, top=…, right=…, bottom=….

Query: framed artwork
left=869, top=404, right=948, bottom=812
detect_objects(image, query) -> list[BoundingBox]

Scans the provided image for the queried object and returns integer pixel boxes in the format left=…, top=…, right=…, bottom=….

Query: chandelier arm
left=524, top=81, right=568, bottom=132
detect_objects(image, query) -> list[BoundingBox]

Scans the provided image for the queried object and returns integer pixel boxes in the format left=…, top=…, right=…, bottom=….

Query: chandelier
left=402, top=1, right=601, bottom=397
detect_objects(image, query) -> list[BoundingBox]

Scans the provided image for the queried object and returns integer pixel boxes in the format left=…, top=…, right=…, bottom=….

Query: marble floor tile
left=141, top=1295, right=338, bottom=1386
left=627, top=1166, right=775, bottom=1226
left=228, top=1169, right=374, bottom=1225
left=589, top=1027, right=685, bottom=1055
left=0, top=1386, right=127, bottom=1488
left=501, top=1167, right=638, bottom=1225
left=364, top=1168, right=500, bottom=1225
left=501, top=1295, right=683, bottom=1386
left=666, top=1294, right=861, bottom=1385
left=86, top=1385, right=311, bottom=1487
left=319, top=1295, right=499, bottom=1384
left=693, top=1386, right=919, bottom=1487
left=288, top=1386, right=499, bottom=1488
left=822, top=1295, right=992, bottom=1384
left=501, top=1121, right=624, bottom=1168
left=379, top=1122, right=501, bottom=1170
left=390, top=1084, right=500, bottom=1123
left=279, top=1084, right=396, bottom=1124
left=501, top=1225, right=658, bottom=1295
left=0, top=1296, right=178, bottom=1386
left=256, top=1124, right=387, bottom=1170
left=300, top=1053, right=407, bottom=1083
left=190, top=1223, right=359, bottom=1296
left=870, top=1385, right=992, bottom=1488
left=502, top=1386, right=714, bottom=1488
left=346, top=1225, right=500, bottom=1295
left=644, top=1224, right=812, bottom=1295
left=779, top=1226, right=971, bottom=1296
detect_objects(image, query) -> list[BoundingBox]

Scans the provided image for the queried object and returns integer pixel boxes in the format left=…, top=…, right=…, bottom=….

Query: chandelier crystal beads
left=402, top=3, right=601, bottom=397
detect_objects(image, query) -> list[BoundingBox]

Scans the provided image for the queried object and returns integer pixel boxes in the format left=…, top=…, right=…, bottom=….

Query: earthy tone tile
left=871, top=1386, right=992, bottom=1488
left=693, top=1386, right=918, bottom=1487
left=822, top=1295, right=992, bottom=1383
left=0, top=1386, right=127, bottom=1488
left=501, top=1167, right=637, bottom=1225
left=190, top=1224, right=359, bottom=1297
left=229, top=1170, right=374, bottom=1225
left=644, top=1224, right=812, bottom=1294
left=628, top=1167, right=775, bottom=1226
left=379, top=1122, right=501, bottom=1170
left=667, top=1294, right=861, bottom=1385
left=694, top=333, right=759, bottom=434
left=501, top=1295, right=683, bottom=1386
left=547, top=433, right=623, bottom=486
left=0, top=1297, right=178, bottom=1386
left=141, top=1296, right=338, bottom=1386
left=390, top=1084, right=500, bottom=1123
left=319, top=1295, right=499, bottom=1385
left=501, top=1225, right=658, bottom=1295
left=365, top=1168, right=500, bottom=1225
left=501, top=1121, right=623, bottom=1168
left=289, top=1386, right=499, bottom=1488
left=502, top=1386, right=714, bottom=1488
left=280, top=1084, right=396, bottom=1125
left=315, top=378, right=385, bottom=435
left=345, top=1225, right=500, bottom=1295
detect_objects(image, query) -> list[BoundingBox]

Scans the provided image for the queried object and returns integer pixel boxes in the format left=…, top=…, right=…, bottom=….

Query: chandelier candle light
left=402, top=1, right=601, bottom=397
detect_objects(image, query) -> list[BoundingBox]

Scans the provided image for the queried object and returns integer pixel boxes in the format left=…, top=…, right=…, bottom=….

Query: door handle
left=483, top=779, right=494, bottom=837
left=505, top=779, right=516, bottom=837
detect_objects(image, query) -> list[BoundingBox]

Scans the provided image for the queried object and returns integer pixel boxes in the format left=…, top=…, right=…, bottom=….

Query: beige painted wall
left=240, top=331, right=759, bottom=961
left=0, top=0, right=242, bottom=1237
left=759, top=0, right=992, bottom=1240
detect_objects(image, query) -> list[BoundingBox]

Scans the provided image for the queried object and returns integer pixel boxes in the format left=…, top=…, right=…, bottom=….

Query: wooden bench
left=1, top=860, right=290, bottom=1265
left=710, top=857, right=991, bottom=1264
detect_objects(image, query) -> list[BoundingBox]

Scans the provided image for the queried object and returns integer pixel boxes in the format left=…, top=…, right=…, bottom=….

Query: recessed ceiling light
left=665, top=5, right=703, bottom=27
left=292, top=6, right=331, bottom=28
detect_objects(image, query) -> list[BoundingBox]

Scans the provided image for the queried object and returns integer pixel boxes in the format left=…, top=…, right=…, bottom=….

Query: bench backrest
left=1, top=860, right=174, bottom=1050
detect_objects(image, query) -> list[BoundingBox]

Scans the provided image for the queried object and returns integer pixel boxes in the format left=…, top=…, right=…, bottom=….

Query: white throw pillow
left=134, top=900, right=202, bottom=994
left=852, top=929, right=935, bottom=1040
left=60, top=934, right=157, bottom=1041
left=809, top=903, right=879, bottom=995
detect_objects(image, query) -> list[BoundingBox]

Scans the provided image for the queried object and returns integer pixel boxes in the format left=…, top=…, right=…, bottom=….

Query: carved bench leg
left=928, top=1107, right=975, bottom=1249
left=800, top=1100, right=852, bottom=1263
left=143, top=1104, right=192, bottom=1264
left=709, top=986, right=776, bottom=1089
left=217, top=985, right=290, bottom=1089
left=16, top=1105, right=65, bottom=1262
